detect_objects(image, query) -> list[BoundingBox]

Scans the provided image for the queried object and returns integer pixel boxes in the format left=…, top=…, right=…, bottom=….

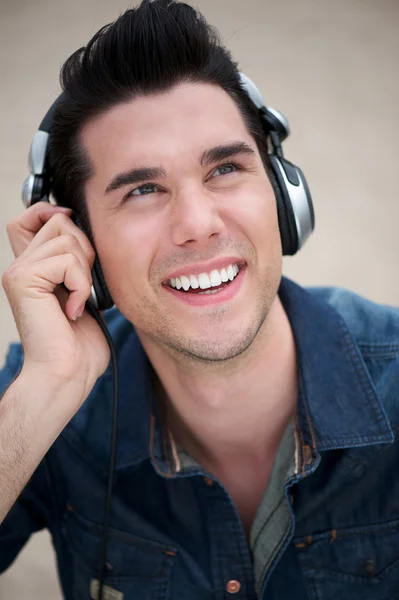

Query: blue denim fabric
left=1, top=275, right=399, bottom=600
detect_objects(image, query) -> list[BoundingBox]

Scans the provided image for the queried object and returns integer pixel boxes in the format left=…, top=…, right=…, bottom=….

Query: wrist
left=15, top=363, right=85, bottom=421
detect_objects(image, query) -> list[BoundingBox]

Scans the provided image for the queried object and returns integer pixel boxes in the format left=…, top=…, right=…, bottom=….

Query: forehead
left=80, top=82, right=253, bottom=173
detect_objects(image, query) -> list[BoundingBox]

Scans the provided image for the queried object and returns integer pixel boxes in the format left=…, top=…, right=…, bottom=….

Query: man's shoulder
left=304, top=283, right=399, bottom=431
left=305, top=284, right=399, bottom=351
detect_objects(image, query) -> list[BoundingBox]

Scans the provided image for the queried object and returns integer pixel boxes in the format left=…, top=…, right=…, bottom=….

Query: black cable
left=85, top=301, right=119, bottom=600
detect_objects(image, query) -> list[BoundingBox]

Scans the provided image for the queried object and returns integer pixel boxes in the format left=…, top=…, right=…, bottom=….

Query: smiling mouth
left=164, top=262, right=244, bottom=295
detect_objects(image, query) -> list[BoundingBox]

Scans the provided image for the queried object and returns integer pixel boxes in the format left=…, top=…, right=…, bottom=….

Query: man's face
left=82, top=82, right=282, bottom=361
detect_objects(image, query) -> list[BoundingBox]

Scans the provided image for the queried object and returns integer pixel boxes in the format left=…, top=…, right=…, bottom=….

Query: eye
left=211, top=163, right=241, bottom=178
left=129, top=183, right=159, bottom=197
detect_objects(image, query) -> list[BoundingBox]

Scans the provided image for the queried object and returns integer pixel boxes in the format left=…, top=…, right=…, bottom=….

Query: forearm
left=0, top=369, right=79, bottom=524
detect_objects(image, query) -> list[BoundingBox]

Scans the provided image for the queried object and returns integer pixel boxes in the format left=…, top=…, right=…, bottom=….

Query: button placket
left=199, top=474, right=257, bottom=599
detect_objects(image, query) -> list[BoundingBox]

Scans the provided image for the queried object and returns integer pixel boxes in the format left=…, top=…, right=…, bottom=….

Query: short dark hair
left=50, top=0, right=269, bottom=243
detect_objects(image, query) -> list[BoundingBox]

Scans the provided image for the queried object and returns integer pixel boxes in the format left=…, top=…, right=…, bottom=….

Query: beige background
left=1, top=0, right=398, bottom=597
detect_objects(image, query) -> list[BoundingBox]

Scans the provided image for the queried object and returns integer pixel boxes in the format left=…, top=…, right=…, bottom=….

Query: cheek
left=94, top=216, right=157, bottom=296
left=224, top=182, right=279, bottom=247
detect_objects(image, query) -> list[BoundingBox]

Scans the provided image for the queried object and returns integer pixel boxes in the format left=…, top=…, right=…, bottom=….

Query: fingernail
left=72, top=305, right=84, bottom=321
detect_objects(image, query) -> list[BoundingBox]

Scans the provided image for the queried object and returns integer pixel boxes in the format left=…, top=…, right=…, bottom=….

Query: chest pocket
left=61, top=507, right=177, bottom=600
left=294, top=518, right=399, bottom=600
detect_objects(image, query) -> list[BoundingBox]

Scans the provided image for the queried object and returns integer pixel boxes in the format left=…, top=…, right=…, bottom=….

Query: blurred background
left=0, top=0, right=398, bottom=597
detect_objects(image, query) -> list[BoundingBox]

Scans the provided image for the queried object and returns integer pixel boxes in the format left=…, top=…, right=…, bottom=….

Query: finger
left=33, top=253, right=92, bottom=321
left=7, top=202, right=72, bottom=258
left=18, top=212, right=96, bottom=271
left=21, top=234, right=93, bottom=286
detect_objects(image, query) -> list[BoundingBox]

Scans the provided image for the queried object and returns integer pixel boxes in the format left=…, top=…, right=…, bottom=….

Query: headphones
left=21, top=72, right=315, bottom=312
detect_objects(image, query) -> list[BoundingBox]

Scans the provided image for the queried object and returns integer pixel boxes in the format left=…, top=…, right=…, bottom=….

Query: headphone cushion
left=92, top=256, right=114, bottom=311
left=69, top=211, right=114, bottom=310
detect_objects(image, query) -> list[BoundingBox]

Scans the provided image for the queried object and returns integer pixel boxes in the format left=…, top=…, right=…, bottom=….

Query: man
left=1, top=1, right=398, bottom=599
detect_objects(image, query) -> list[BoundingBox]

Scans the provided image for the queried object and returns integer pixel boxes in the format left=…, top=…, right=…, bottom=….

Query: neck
left=138, top=295, right=298, bottom=472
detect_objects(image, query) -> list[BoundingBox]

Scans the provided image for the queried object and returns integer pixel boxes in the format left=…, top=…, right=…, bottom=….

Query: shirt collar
left=278, top=276, right=393, bottom=452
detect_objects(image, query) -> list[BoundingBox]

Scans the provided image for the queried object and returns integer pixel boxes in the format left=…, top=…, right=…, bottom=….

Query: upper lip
left=162, top=257, right=246, bottom=283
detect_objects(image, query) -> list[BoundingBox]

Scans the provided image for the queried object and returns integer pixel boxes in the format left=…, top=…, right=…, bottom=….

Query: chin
left=167, top=318, right=266, bottom=363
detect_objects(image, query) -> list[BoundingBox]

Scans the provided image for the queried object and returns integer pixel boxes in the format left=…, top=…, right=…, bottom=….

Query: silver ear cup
left=28, top=131, right=49, bottom=174
left=269, top=155, right=315, bottom=254
left=273, top=159, right=314, bottom=251
left=22, top=175, right=35, bottom=208
left=22, top=130, right=50, bottom=207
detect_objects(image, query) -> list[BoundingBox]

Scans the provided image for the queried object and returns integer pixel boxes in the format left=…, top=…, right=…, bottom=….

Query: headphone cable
left=85, top=301, right=119, bottom=600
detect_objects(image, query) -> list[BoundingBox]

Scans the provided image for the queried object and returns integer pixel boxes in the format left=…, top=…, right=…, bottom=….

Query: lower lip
left=163, top=266, right=246, bottom=307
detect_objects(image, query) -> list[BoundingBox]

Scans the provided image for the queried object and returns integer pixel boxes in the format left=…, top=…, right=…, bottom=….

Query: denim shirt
left=1, top=275, right=399, bottom=600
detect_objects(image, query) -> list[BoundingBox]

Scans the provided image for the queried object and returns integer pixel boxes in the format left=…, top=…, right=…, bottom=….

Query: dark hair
left=50, top=0, right=269, bottom=244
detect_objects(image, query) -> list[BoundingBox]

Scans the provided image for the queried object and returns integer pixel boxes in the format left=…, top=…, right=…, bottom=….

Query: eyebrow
left=104, top=141, right=256, bottom=195
left=105, top=167, right=166, bottom=194
left=200, top=141, right=255, bottom=167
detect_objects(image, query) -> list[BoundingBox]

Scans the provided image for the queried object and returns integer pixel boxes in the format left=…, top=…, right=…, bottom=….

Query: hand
left=2, top=201, right=111, bottom=409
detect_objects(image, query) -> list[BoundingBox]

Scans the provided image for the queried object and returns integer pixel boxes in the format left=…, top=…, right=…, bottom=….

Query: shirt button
left=363, top=559, right=378, bottom=576
left=226, top=580, right=241, bottom=593
left=203, top=476, right=214, bottom=486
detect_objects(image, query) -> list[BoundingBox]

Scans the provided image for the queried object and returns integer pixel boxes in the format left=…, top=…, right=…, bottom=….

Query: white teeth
left=199, top=273, right=211, bottom=289
left=210, top=270, right=222, bottom=287
left=190, top=275, right=199, bottom=289
left=180, top=275, right=190, bottom=291
left=169, top=262, right=241, bottom=291
left=220, top=268, right=229, bottom=282
left=227, top=265, right=235, bottom=281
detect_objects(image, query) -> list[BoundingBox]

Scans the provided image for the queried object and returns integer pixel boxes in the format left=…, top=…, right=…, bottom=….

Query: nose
left=169, top=184, right=226, bottom=247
